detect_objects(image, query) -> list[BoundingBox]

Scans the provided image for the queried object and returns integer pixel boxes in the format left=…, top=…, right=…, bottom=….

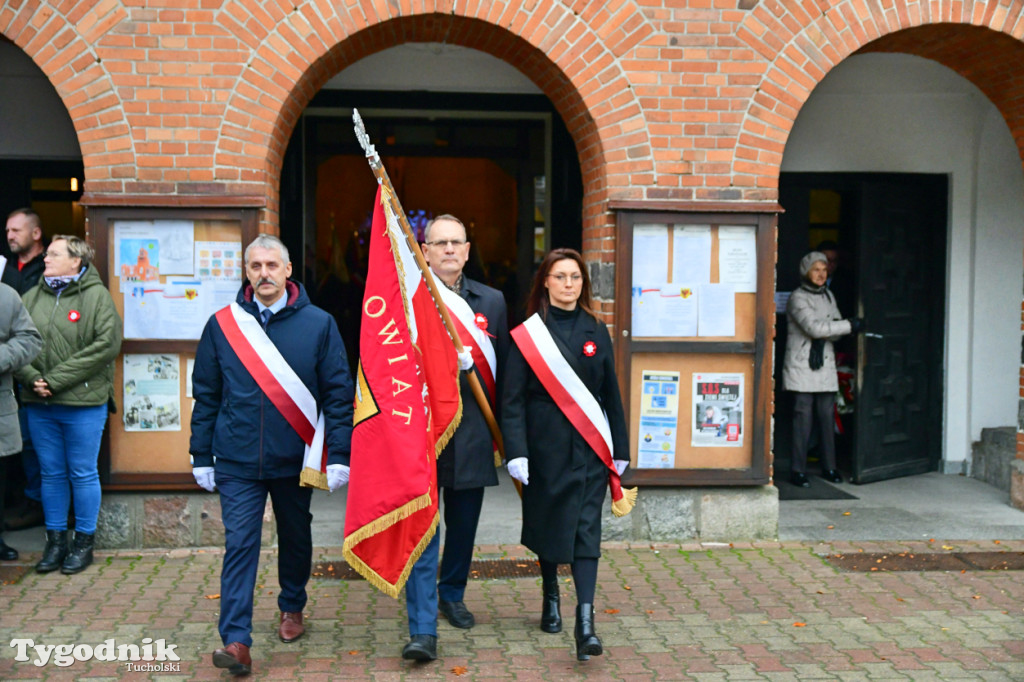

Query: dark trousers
left=216, top=473, right=312, bottom=647
left=405, top=529, right=439, bottom=637
left=791, top=392, right=837, bottom=474
left=438, top=486, right=484, bottom=603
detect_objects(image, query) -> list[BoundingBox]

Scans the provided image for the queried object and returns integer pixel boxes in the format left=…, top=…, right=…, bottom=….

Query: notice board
left=613, top=205, right=778, bottom=486
left=89, top=205, right=259, bottom=489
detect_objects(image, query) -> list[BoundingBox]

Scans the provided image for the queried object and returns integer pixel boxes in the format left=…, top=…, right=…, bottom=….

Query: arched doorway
left=277, top=43, right=584, bottom=369
left=0, top=37, right=84, bottom=244
left=776, top=52, right=1024, bottom=486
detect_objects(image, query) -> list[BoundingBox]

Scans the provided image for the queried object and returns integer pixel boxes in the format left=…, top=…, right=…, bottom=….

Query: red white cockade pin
left=68, top=310, right=81, bottom=323
left=474, top=312, right=488, bottom=330
left=582, top=340, right=597, bottom=357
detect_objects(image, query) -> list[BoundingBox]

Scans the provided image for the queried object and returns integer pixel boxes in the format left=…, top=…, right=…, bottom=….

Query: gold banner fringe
left=611, top=487, right=638, bottom=517
left=299, top=468, right=328, bottom=491
left=433, top=401, right=462, bottom=457
left=341, top=490, right=436, bottom=598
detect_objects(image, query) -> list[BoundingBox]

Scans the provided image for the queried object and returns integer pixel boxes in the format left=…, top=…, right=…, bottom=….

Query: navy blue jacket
left=189, top=280, right=354, bottom=479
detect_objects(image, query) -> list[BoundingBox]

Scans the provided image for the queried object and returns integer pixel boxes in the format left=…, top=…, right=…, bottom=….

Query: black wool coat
left=501, top=307, right=628, bottom=563
left=436, top=277, right=510, bottom=490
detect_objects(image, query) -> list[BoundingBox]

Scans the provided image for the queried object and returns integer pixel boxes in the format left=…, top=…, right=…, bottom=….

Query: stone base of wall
left=971, top=426, right=1016, bottom=492
left=1011, top=459, right=1024, bottom=512
left=602, top=486, right=779, bottom=542
left=95, top=492, right=274, bottom=550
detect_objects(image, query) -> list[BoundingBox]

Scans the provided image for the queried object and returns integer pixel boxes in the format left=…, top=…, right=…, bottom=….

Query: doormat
left=775, top=476, right=858, bottom=501
left=311, top=559, right=572, bottom=581
left=827, top=551, right=1024, bottom=572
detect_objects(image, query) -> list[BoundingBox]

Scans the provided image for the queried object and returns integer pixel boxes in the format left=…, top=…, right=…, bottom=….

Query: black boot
left=0, top=537, right=18, bottom=561
left=574, top=603, right=602, bottom=661
left=60, top=532, right=94, bottom=575
left=540, top=580, right=562, bottom=633
left=36, top=530, right=68, bottom=573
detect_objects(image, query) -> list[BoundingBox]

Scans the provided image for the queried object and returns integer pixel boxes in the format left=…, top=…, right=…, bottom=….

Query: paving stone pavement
left=1, top=539, right=1023, bottom=680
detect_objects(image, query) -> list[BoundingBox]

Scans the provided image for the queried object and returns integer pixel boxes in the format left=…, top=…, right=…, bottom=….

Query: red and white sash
left=510, top=313, right=636, bottom=516
left=436, top=283, right=497, bottom=405
left=214, top=302, right=329, bottom=490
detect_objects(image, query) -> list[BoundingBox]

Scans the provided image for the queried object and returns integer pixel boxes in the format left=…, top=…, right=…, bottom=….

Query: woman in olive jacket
left=16, top=235, right=122, bottom=575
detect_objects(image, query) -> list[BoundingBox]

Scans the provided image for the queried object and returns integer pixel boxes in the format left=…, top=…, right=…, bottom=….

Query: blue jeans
left=25, top=404, right=108, bottom=535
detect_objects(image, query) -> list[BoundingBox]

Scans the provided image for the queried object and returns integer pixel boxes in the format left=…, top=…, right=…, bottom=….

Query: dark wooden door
left=853, top=176, right=946, bottom=483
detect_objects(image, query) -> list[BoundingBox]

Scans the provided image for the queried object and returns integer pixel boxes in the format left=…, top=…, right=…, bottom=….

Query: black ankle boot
left=36, top=530, right=68, bottom=573
left=60, top=532, right=94, bottom=575
left=0, top=537, right=18, bottom=561
left=540, top=580, right=562, bottom=633
left=574, top=603, right=602, bottom=661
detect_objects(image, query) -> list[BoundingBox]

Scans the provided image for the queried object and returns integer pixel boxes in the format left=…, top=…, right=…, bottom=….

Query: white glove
left=457, top=346, right=474, bottom=371
left=193, top=466, right=216, bottom=492
left=507, top=457, right=529, bottom=485
left=614, top=460, right=628, bottom=476
left=327, top=463, right=350, bottom=492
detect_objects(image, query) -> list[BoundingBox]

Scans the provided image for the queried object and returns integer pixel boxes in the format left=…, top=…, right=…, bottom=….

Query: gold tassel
left=299, top=468, right=328, bottom=491
left=611, top=487, right=638, bottom=517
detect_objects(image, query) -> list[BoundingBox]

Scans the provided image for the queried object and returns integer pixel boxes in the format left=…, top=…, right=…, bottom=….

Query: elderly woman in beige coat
left=0, top=282, right=43, bottom=561
left=784, top=251, right=862, bottom=488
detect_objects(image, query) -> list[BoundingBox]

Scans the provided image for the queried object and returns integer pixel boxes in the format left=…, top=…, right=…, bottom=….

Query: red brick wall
left=3, top=1, right=1024, bottom=328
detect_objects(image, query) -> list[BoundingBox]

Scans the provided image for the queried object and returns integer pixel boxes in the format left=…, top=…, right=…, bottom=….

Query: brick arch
left=0, top=1, right=132, bottom=193
left=735, top=0, right=1024, bottom=196
left=214, top=1, right=654, bottom=232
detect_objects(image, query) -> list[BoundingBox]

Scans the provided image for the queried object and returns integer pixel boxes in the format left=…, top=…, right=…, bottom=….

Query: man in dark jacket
left=400, top=215, right=508, bottom=662
left=2, top=208, right=46, bottom=532
left=190, top=234, right=354, bottom=676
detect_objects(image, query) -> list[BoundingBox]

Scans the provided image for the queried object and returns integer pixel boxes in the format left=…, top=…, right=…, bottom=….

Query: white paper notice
left=123, top=354, right=181, bottom=431
left=123, top=280, right=238, bottom=340
left=632, top=225, right=669, bottom=285
left=186, top=358, right=195, bottom=399
left=632, top=285, right=698, bottom=337
left=698, top=283, right=735, bottom=337
left=672, top=225, right=711, bottom=285
left=718, top=225, right=757, bottom=293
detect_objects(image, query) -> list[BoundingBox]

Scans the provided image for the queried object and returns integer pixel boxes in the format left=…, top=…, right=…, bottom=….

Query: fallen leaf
left=972, top=595, right=981, bottom=599
left=942, top=545, right=954, bottom=550
left=348, top=651, right=359, bottom=656
left=204, top=594, right=220, bottom=599
left=816, top=590, right=824, bottom=594
left=929, top=538, right=935, bottom=543
left=896, top=598, right=904, bottom=602
left=870, top=567, right=878, bottom=571
left=451, top=666, right=469, bottom=676
left=604, top=608, right=620, bottom=614
left=842, top=512, right=851, bottom=516
left=793, top=622, right=806, bottom=627
left=646, top=610, right=654, bottom=614
left=826, top=525, right=834, bottom=530
left=994, top=540, right=1001, bottom=544
left=624, top=585, right=631, bottom=590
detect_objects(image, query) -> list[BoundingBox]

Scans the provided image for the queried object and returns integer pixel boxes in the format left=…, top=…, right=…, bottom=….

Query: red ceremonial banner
left=342, top=186, right=461, bottom=597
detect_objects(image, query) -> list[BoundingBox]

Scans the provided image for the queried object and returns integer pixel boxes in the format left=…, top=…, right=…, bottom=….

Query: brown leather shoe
left=212, top=642, right=251, bottom=676
left=279, top=611, right=305, bottom=643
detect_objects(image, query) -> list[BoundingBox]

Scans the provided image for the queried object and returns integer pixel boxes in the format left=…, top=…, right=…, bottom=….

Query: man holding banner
left=190, top=234, right=354, bottom=676
left=416, top=215, right=508, bottom=634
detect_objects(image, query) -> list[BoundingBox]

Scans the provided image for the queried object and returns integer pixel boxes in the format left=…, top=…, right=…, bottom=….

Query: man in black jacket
left=400, top=215, right=509, bottom=662
left=190, top=234, right=354, bottom=676
left=2, top=208, right=46, bottom=531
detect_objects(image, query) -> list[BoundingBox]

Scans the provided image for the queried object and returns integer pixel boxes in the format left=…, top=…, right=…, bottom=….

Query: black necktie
left=260, top=309, right=271, bottom=329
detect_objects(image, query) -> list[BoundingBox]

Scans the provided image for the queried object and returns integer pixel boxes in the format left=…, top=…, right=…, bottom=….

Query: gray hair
left=51, top=234, right=94, bottom=268
left=244, top=233, right=290, bottom=264
left=423, top=214, right=466, bottom=243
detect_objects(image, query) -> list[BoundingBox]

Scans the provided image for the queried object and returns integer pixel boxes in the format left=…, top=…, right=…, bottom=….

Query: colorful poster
left=114, top=220, right=195, bottom=292
left=691, top=373, right=744, bottom=447
left=123, top=354, right=181, bottom=431
left=195, top=241, right=243, bottom=282
left=637, top=371, right=680, bottom=468
left=123, top=280, right=237, bottom=340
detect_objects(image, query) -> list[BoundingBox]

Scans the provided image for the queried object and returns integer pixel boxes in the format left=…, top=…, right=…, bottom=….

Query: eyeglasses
left=424, top=239, right=467, bottom=248
left=548, top=273, right=583, bottom=283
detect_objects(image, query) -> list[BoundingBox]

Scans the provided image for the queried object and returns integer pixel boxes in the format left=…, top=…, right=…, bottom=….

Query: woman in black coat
left=502, top=248, right=630, bottom=661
